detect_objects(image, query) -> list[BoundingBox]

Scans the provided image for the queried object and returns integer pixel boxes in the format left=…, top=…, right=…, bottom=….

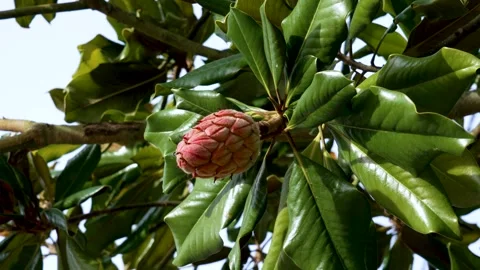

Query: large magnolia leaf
left=349, top=0, right=382, bottom=39
left=331, top=87, right=473, bottom=173
left=0, top=233, right=41, bottom=269
left=55, top=145, right=101, bottom=202
left=64, top=63, right=163, bottom=123
left=154, top=54, right=247, bottom=96
left=260, top=3, right=286, bottom=90
left=173, top=89, right=239, bottom=115
left=367, top=47, right=480, bottom=115
left=287, top=71, right=356, bottom=129
left=412, top=0, right=468, bottom=20
left=382, top=0, right=420, bottom=36
left=228, top=160, right=268, bottom=270
left=227, top=8, right=272, bottom=93
left=332, top=129, right=461, bottom=239
left=283, top=156, right=374, bottom=270
left=282, top=0, right=354, bottom=66
left=165, top=173, right=254, bottom=266
left=448, top=242, right=480, bottom=269
left=430, top=151, right=480, bottom=208
left=357, top=23, right=407, bottom=58
left=144, top=109, right=202, bottom=192
left=286, top=55, right=317, bottom=106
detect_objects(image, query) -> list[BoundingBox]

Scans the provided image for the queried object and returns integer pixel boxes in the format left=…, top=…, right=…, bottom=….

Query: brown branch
left=0, top=2, right=87, bottom=19
left=80, top=0, right=230, bottom=59
left=0, top=120, right=145, bottom=153
left=449, top=90, right=480, bottom=118
left=68, top=201, right=182, bottom=223
left=336, top=52, right=380, bottom=73
left=0, top=1, right=230, bottom=60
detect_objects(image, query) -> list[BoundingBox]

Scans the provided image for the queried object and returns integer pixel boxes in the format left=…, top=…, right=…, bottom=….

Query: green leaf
left=131, top=146, right=163, bottom=171
left=58, top=231, right=103, bottom=270
left=431, top=151, right=480, bottom=208
left=154, top=54, right=247, bottom=96
left=260, top=3, right=286, bottom=90
left=9, top=244, right=42, bottom=270
left=227, top=8, right=272, bottom=93
left=165, top=173, right=255, bottom=266
left=349, top=0, right=382, bottom=39
left=282, top=0, right=354, bottom=66
left=382, top=0, right=420, bottom=36
left=371, top=48, right=480, bottom=115
left=448, top=242, right=480, bottom=270
left=332, top=129, right=461, bottom=239
left=196, top=0, right=231, bottom=15
left=54, top=186, right=111, bottom=210
left=284, top=156, right=374, bottom=269
left=412, top=0, right=467, bottom=20
left=286, top=55, right=317, bottom=106
left=331, top=87, right=473, bottom=173
left=55, top=145, right=101, bottom=202
left=0, top=233, right=40, bottom=269
left=357, top=23, right=407, bottom=58
left=49, top=88, right=66, bottom=112
left=64, top=63, right=163, bottom=123
left=228, top=161, right=268, bottom=270
left=384, top=238, right=413, bottom=270
left=136, top=225, right=176, bottom=269
left=144, top=109, right=202, bottom=192
left=287, top=71, right=356, bottom=129
left=264, top=0, right=293, bottom=28
left=35, top=0, right=57, bottom=23
left=14, top=0, right=35, bottom=28
left=36, top=144, right=79, bottom=163
left=173, top=89, right=239, bottom=115
left=43, top=208, right=69, bottom=232
left=263, top=208, right=296, bottom=270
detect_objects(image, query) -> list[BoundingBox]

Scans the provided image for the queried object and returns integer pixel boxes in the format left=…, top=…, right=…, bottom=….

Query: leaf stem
left=68, top=200, right=181, bottom=223
left=0, top=2, right=87, bottom=19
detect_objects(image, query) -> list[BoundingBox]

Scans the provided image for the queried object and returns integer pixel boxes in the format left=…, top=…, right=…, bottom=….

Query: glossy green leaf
left=349, top=0, right=382, bottom=39
left=58, top=231, right=103, bottom=270
left=215, top=72, right=265, bottom=104
left=448, top=242, right=480, bottom=270
left=0, top=233, right=40, bottom=268
left=431, top=151, right=480, bottom=208
left=14, top=0, right=35, bottom=28
left=131, top=146, right=163, bottom=171
left=332, top=129, right=461, bottom=239
left=9, top=244, right=42, bottom=270
left=228, top=161, right=268, bottom=270
left=382, top=0, right=420, bottom=36
left=282, top=0, right=354, bottom=66
left=55, top=145, right=101, bottom=201
left=404, top=3, right=480, bottom=57
left=263, top=208, right=295, bottom=270
left=264, top=0, right=293, bottom=28
left=196, top=0, right=231, bottom=15
left=43, top=208, right=69, bottom=232
left=287, top=71, right=356, bottom=129
left=235, top=0, right=264, bottom=21
left=370, top=48, right=480, bottom=115
left=36, top=144, right=79, bottom=163
left=64, top=63, right=163, bottom=123
left=384, top=238, right=413, bottom=270
left=260, top=3, right=286, bottom=90
left=331, top=87, right=473, bottom=173
left=0, top=156, right=34, bottom=205
left=286, top=55, right=317, bottom=106
left=136, top=225, right=176, bottom=269
left=165, top=173, right=255, bottom=266
left=173, top=89, right=239, bottom=115
left=144, top=109, right=202, bottom=192
left=154, top=54, right=247, bottom=96
left=227, top=8, right=272, bottom=93
left=49, top=88, right=66, bottom=112
left=284, top=156, right=374, bottom=269
left=412, top=0, right=467, bottom=20
left=54, top=185, right=111, bottom=210
left=357, top=23, right=407, bottom=58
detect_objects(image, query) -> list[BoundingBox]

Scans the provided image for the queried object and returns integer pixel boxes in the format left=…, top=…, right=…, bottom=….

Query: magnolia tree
left=1, top=0, right=480, bottom=269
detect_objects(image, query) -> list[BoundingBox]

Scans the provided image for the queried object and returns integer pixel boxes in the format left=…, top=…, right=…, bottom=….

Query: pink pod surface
left=176, top=110, right=261, bottom=179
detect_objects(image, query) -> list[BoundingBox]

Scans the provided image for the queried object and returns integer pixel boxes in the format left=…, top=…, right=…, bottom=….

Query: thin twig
left=68, top=201, right=181, bottom=223
left=336, top=52, right=380, bottom=73
left=0, top=2, right=87, bottom=19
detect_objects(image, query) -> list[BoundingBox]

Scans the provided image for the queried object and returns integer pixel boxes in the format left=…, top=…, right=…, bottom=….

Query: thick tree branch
left=0, top=2, right=87, bottom=19
left=449, top=90, right=480, bottom=118
left=0, top=1, right=230, bottom=60
left=336, top=52, right=380, bottom=73
left=0, top=120, right=145, bottom=153
left=68, top=201, right=182, bottom=223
